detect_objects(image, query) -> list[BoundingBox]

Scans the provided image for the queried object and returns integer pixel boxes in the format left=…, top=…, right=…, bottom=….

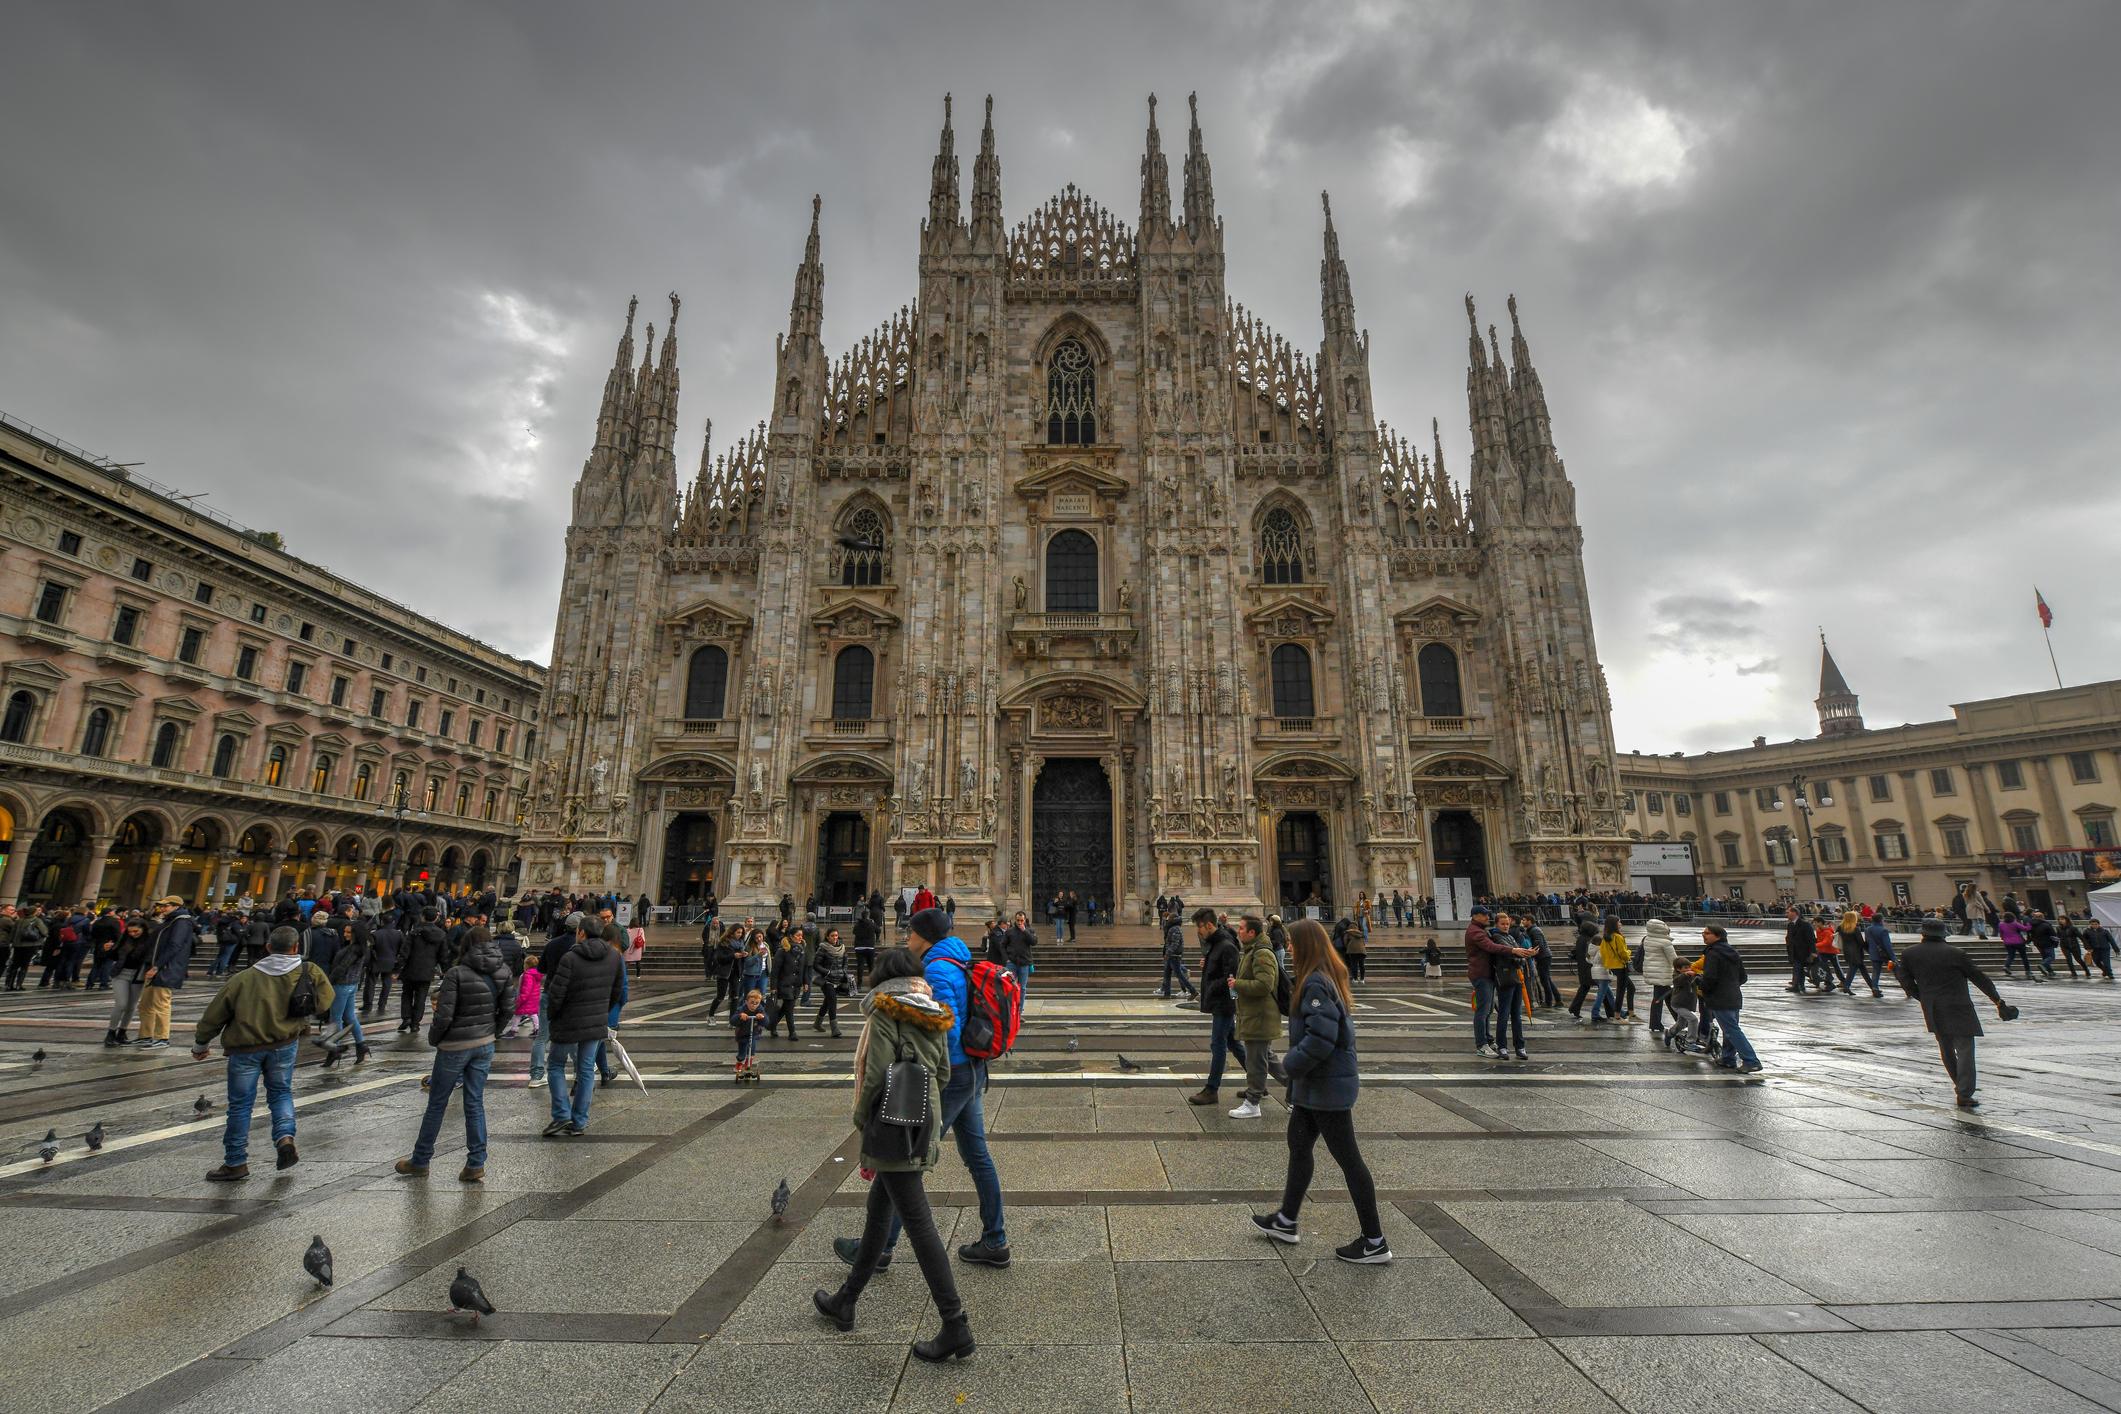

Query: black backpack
left=286, top=963, right=319, bottom=1020
left=862, top=1041, right=934, bottom=1164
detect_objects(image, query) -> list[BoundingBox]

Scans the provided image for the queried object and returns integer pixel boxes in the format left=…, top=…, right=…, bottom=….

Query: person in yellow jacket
left=191, top=925, right=333, bottom=1181
left=1598, top=917, right=1636, bottom=1020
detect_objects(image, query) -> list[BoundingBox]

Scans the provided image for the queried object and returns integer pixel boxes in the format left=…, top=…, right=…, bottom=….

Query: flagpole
left=2044, top=623, right=2063, bottom=689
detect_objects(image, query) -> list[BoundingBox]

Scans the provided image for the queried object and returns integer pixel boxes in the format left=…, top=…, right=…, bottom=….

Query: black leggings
left=771, top=993, right=800, bottom=1039
left=1279, top=1105, right=1383, bottom=1241
left=706, top=974, right=732, bottom=1016
left=1348, top=955, right=1366, bottom=981
left=1534, top=956, right=1560, bottom=1006
left=1614, top=971, right=1636, bottom=1014
left=839, top=1167, right=964, bottom=1322
left=815, top=988, right=839, bottom=1030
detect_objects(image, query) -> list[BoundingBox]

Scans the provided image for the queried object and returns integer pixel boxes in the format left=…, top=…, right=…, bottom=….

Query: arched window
left=1418, top=643, right=1463, bottom=718
left=212, top=734, right=239, bottom=778
left=309, top=754, right=335, bottom=794
left=1044, top=530, right=1099, bottom=612
left=454, top=783, right=471, bottom=816
left=1260, top=506, right=1305, bottom=585
left=1045, top=338, right=1096, bottom=445
left=482, top=789, right=498, bottom=822
left=422, top=777, right=440, bottom=811
left=353, top=762, right=374, bottom=801
left=150, top=721, right=180, bottom=767
left=0, top=691, right=36, bottom=744
left=80, top=707, right=112, bottom=758
left=263, top=744, right=288, bottom=786
left=831, top=645, right=875, bottom=721
left=1270, top=644, right=1315, bottom=719
left=684, top=645, right=729, bottom=719
left=391, top=770, right=410, bottom=806
left=838, top=505, right=887, bottom=587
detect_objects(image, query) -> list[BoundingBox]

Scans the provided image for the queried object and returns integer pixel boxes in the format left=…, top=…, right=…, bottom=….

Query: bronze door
left=1031, top=758, right=1112, bottom=910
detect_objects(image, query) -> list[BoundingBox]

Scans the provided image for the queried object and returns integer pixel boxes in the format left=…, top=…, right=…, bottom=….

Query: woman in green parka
left=811, top=946, right=974, bottom=1362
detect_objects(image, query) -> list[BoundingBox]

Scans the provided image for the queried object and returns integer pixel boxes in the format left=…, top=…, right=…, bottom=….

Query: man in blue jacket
left=835, top=907, right=1012, bottom=1270
left=136, top=896, right=197, bottom=1049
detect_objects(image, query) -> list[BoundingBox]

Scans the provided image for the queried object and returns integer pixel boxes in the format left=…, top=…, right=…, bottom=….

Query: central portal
left=1031, top=757, right=1112, bottom=913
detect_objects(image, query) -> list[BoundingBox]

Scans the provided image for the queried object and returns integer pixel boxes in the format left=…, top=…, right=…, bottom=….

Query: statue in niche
left=959, top=759, right=978, bottom=798
left=1117, top=578, right=1133, bottom=608
left=1012, top=575, right=1028, bottom=610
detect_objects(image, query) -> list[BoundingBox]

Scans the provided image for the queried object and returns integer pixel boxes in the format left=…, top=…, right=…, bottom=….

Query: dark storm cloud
left=4, top=0, right=2116, bottom=749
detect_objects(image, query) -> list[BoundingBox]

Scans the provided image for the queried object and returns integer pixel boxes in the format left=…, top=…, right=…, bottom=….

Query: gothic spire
left=1465, top=292, right=1486, bottom=369
left=1182, top=91, right=1215, bottom=234
left=1319, top=191, right=1356, bottom=337
left=970, top=94, right=1003, bottom=249
left=1505, top=292, right=1554, bottom=457
left=1140, top=93, right=1171, bottom=235
left=1816, top=632, right=1865, bottom=737
left=927, top=92, right=960, bottom=234
left=652, top=291, right=682, bottom=458
left=593, top=295, right=639, bottom=453
left=787, top=194, right=823, bottom=347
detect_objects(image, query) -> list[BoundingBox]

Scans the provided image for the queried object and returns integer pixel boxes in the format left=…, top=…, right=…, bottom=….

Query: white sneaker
left=1228, top=1099, right=1262, bottom=1119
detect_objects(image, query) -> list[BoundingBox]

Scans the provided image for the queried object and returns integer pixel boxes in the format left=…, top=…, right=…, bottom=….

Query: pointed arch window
left=1260, top=506, right=1305, bottom=585
left=831, top=645, right=875, bottom=722
left=212, top=734, right=240, bottom=778
left=1417, top=643, right=1464, bottom=718
left=0, top=691, right=35, bottom=745
left=1045, top=338, right=1096, bottom=445
left=1044, top=530, right=1099, bottom=612
left=80, top=707, right=112, bottom=758
left=684, top=645, right=729, bottom=719
left=150, top=720, right=181, bottom=767
left=1270, top=644, right=1315, bottom=719
left=263, top=743, right=289, bottom=786
left=837, top=505, right=887, bottom=587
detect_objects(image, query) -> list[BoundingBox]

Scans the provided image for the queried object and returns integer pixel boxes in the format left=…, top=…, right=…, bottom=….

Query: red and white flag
left=2036, top=588, right=2054, bottom=629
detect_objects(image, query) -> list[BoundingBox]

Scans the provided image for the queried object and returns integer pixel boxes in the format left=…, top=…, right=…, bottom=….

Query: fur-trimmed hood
left=864, top=977, right=954, bottom=1032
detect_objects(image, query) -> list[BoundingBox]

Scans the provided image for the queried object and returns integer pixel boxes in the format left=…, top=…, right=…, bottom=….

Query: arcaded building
left=518, top=95, right=1630, bottom=917
left=0, top=415, right=543, bottom=909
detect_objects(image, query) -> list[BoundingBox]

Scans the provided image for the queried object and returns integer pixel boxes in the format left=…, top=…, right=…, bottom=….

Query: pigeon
left=85, top=1121, right=104, bottom=1152
left=193, top=1094, right=213, bottom=1117
left=31, top=1048, right=47, bottom=1064
left=1067, top=1036, right=1079, bottom=1053
left=770, top=1177, right=792, bottom=1224
left=449, top=1267, right=495, bottom=1323
left=1116, top=1054, right=1143, bottom=1073
left=38, top=1130, right=58, bottom=1164
left=303, top=1235, right=333, bottom=1288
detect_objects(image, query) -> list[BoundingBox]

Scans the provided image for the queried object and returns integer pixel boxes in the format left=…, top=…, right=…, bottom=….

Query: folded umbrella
left=605, top=1028, right=648, bottom=1093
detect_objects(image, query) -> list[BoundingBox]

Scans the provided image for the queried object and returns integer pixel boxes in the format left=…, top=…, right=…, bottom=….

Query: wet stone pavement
left=5, top=931, right=2121, bottom=1411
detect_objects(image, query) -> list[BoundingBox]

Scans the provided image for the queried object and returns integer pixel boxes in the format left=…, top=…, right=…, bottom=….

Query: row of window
left=0, top=691, right=506, bottom=820
left=1721, top=812, right=2116, bottom=868
left=1676, top=755, right=2106, bottom=820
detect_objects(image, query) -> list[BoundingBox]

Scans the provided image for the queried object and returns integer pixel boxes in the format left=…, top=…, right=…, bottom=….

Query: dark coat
left=428, top=935, right=517, bottom=1048
left=400, top=922, right=447, bottom=983
left=1003, top=925, right=1037, bottom=967
left=1897, top=939, right=2004, bottom=1038
left=771, top=941, right=806, bottom=998
left=1199, top=928, right=1241, bottom=1017
left=1283, top=971, right=1359, bottom=1110
left=1698, top=938, right=1748, bottom=1011
left=370, top=924, right=402, bottom=973
left=853, top=913, right=878, bottom=952
left=149, top=909, right=197, bottom=989
left=1784, top=918, right=1815, bottom=959
left=325, top=931, right=369, bottom=987
left=544, top=936, right=625, bottom=1044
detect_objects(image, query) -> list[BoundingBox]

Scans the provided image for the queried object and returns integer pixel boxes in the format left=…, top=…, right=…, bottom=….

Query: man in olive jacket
left=541, top=920, right=625, bottom=1136
left=1228, top=916, right=1282, bottom=1119
left=191, top=926, right=333, bottom=1181
left=1898, top=917, right=2014, bottom=1109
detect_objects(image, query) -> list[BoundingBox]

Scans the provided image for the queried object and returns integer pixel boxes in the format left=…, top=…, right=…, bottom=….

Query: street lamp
left=1769, top=773, right=1833, bottom=902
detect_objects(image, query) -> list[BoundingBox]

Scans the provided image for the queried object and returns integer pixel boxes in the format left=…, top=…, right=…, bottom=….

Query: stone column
left=204, top=849, right=234, bottom=909
left=0, top=828, right=39, bottom=907
left=149, top=852, right=176, bottom=903
left=76, top=834, right=115, bottom=906
left=262, top=850, right=286, bottom=903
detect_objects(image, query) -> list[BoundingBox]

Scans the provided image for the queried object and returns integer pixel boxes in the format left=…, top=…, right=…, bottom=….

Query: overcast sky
left=6, top=1, right=2116, bottom=752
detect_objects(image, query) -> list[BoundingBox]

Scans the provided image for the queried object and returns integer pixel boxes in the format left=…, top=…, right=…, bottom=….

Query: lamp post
left=1771, top=773, right=1833, bottom=903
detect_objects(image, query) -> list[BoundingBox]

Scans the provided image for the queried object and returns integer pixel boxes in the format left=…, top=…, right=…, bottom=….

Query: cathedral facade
left=517, top=94, right=1630, bottom=917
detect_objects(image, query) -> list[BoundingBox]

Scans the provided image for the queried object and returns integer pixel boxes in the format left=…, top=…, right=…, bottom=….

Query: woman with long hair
left=1250, top=918, right=1392, bottom=1264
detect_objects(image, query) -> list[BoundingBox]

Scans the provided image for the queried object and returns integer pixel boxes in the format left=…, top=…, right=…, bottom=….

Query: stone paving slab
left=1443, top=1199, right=1813, bottom=1308
left=926, top=1258, right=1121, bottom=1343
left=0, top=1205, right=230, bottom=1299
left=1580, top=1138, right=1879, bottom=1200
left=888, top=1342, right=1130, bottom=1412
left=366, top=1218, right=755, bottom=1314
left=1760, top=1330, right=2108, bottom=1412
left=717, top=1260, right=934, bottom=1344
left=1342, top=1338, right=1623, bottom=1412
left=1811, top=1157, right=2055, bottom=1197
left=1288, top=1249, right=1532, bottom=1340
left=1115, top=1259, right=1320, bottom=1342
left=664, top=1340, right=905, bottom=1410
left=410, top=1342, right=695, bottom=1413
left=164, top=1335, right=488, bottom=1414
left=1122, top=1340, right=1372, bottom=1413
left=945, top=1202, right=1108, bottom=1260
left=1552, top=1334, right=1865, bottom=1412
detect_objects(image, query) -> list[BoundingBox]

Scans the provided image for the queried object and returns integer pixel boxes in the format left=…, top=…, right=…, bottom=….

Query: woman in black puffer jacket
left=1250, top=918, right=1391, bottom=1266
left=398, top=930, right=517, bottom=1181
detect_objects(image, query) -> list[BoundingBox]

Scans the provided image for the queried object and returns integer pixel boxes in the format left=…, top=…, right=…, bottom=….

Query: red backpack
left=943, top=956, right=1023, bottom=1060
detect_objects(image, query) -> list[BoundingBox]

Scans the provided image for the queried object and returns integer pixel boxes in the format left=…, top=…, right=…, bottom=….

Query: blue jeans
left=1206, top=1010, right=1247, bottom=1091
left=528, top=994, right=550, bottom=1079
left=213, top=940, right=238, bottom=975
left=1159, top=956, right=1196, bottom=996
left=326, top=981, right=364, bottom=1045
left=223, top=1041, right=298, bottom=1166
left=1471, top=977, right=1496, bottom=1048
left=885, top=1062, right=1005, bottom=1251
left=1494, top=982, right=1525, bottom=1052
left=412, top=1043, right=492, bottom=1168
left=1009, top=962, right=1030, bottom=1000
left=1711, top=1007, right=1759, bottom=1067
left=1592, top=977, right=1616, bottom=1020
left=1052, top=917, right=1064, bottom=945
left=548, top=1039, right=600, bottom=1128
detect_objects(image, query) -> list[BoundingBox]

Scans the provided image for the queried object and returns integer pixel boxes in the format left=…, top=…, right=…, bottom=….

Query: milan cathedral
left=518, top=93, right=1630, bottom=916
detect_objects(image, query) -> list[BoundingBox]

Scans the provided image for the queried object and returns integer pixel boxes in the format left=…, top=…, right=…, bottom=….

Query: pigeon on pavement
left=1067, top=1036, right=1079, bottom=1053
left=771, top=1177, right=792, bottom=1224
left=38, top=1130, right=58, bottom=1164
left=303, top=1235, right=333, bottom=1288
left=449, top=1268, right=496, bottom=1323
left=85, top=1121, right=104, bottom=1152
left=193, top=1094, right=213, bottom=1117
left=31, top=1048, right=47, bottom=1064
left=1116, top=1054, right=1143, bottom=1072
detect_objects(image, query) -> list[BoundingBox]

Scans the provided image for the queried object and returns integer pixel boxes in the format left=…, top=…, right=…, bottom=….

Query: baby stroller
left=1662, top=972, right=1717, bottom=1056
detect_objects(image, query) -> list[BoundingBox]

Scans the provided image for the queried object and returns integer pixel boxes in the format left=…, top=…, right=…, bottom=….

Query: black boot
left=911, top=1314, right=975, bottom=1363
left=812, top=1286, right=858, bottom=1333
left=354, top=1043, right=371, bottom=1064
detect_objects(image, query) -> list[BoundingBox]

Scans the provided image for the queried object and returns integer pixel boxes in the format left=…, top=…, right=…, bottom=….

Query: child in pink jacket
left=505, top=956, right=544, bottom=1036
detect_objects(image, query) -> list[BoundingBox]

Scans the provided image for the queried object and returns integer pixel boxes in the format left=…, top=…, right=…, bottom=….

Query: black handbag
left=862, top=1042, right=934, bottom=1164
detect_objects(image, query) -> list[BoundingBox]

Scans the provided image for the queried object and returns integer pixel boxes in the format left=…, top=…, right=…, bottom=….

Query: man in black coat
left=769, top=928, right=806, bottom=1040
left=851, top=906, right=878, bottom=987
left=1783, top=906, right=1817, bottom=993
left=1003, top=911, right=1037, bottom=998
left=1188, top=908, right=1245, bottom=1106
left=704, top=927, right=737, bottom=1017
left=397, top=910, right=448, bottom=1032
left=1699, top=924, right=1762, bottom=1073
left=541, top=919, right=625, bottom=1137
left=1898, top=918, right=2014, bottom=1108
left=366, top=917, right=402, bottom=1015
